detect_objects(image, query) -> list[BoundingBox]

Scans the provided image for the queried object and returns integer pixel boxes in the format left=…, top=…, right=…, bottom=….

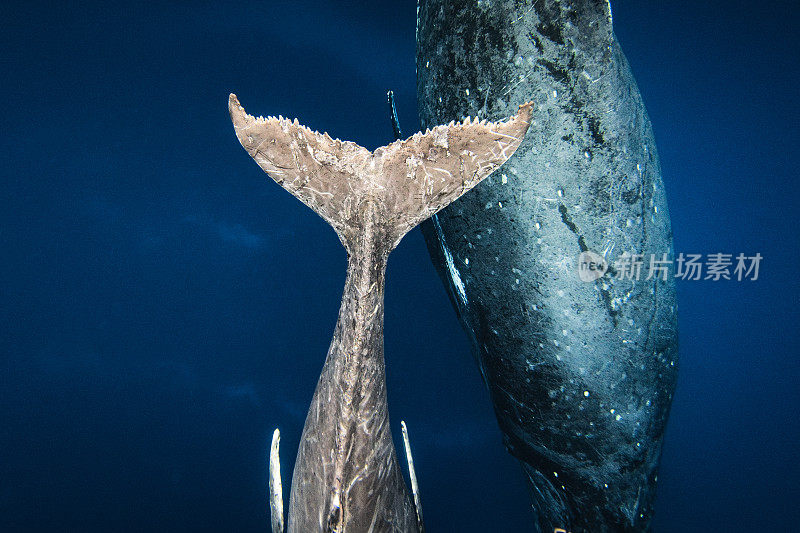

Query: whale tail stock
left=228, top=93, right=532, bottom=251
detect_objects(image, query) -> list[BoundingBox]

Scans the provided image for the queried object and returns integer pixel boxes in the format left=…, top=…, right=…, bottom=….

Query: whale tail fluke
left=229, top=93, right=532, bottom=250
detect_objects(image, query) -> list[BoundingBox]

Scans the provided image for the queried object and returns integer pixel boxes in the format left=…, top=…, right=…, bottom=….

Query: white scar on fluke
left=229, top=93, right=531, bottom=532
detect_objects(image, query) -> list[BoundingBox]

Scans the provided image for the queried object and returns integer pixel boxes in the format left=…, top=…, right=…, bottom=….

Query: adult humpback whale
left=416, top=1, right=679, bottom=531
left=228, top=94, right=532, bottom=532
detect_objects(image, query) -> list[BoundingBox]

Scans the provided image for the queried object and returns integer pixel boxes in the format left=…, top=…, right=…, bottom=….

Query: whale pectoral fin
left=229, top=94, right=370, bottom=243
left=269, top=428, right=284, bottom=533
left=379, top=102, right=533, bottom=240
left=401, top=421, right=424, bottom=533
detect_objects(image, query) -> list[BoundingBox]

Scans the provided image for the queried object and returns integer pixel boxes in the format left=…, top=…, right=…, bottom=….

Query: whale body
left=229, top=94, right=531, bottom=532
left=416, top=1, right=679, bottom=531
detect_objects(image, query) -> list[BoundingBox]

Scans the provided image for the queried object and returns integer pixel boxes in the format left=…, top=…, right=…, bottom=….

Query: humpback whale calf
left=416, top=1, right=679, bottom=531
left=228, top=94, right=532, bottom=532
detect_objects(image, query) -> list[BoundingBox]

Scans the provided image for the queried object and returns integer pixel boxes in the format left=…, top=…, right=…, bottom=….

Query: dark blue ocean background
left=1, top=1, right=798, bottom=531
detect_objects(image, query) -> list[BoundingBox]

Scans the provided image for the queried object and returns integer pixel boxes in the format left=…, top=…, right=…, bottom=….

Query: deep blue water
left=1, top=1, right=798, bottom=531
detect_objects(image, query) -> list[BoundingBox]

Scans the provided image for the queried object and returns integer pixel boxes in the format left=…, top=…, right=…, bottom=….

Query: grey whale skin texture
left=229, top=94, right=532, bottom=532
left=417, top=1, right=678, bottom=531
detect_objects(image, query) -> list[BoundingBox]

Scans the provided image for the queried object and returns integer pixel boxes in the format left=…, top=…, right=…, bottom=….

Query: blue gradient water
left=1, top=1, right=798, bottom=531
